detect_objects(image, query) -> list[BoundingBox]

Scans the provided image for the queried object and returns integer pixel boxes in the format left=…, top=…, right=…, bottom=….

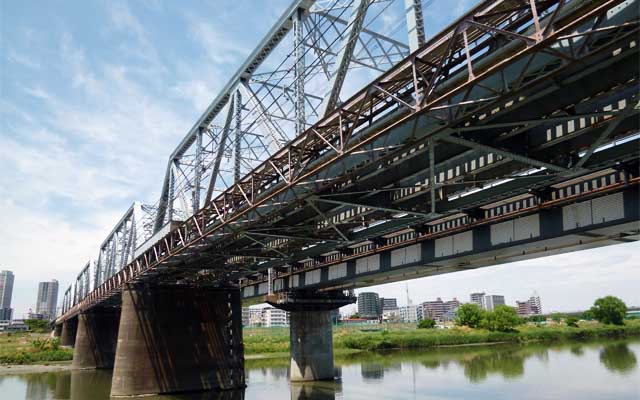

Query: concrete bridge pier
left=60, top=317, right=78, bottom=347
left=267, top=290, right=356, bottom=382
left=52, top=323, right=62, bottom=338
left=72, top=307, right=120, bottom=369
left=110, top=283, right=245, bottom=397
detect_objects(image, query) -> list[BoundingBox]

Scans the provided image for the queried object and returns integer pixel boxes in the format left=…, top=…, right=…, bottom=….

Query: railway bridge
left=54, top=0, right=639, bottom=396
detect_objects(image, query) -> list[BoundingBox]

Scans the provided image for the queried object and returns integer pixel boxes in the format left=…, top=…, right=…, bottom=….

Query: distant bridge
left=54, top=0, right=639, bottom=397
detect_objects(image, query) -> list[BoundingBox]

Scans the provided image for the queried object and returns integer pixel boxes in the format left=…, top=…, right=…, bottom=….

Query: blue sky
left=1, top=0, right=638, bottom=317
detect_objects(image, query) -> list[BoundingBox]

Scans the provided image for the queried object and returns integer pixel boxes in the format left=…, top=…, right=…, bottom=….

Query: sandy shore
left=0, top=362, right=72, bottom=375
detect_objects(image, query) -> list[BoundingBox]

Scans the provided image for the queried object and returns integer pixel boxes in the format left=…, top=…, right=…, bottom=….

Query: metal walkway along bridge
left=54, top=0, right=639, bottom=396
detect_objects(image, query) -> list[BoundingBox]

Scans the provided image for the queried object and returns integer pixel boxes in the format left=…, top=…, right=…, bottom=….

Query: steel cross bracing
left=151, top=0, right=417, bottom=232
left=58, top=0, right=639, bottom=321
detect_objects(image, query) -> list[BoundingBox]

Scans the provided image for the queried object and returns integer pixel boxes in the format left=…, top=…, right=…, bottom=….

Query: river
left=1, top=338, right=638, bottom=399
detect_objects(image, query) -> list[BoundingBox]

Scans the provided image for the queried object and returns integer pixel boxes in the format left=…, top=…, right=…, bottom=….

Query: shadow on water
left=290, top=381, right=340, bottom=400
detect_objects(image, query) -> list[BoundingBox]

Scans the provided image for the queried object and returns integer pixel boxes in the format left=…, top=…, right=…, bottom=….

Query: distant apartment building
left=381, top=308, right=401, bottom=322
left=262, top=307, right=289, bottom=327
left=419, top=297, right=461, bottom=322
left=516, top=293, right=542, bottom=316
left=483, top=295, right=506, bottom=311
left=421, top=298, right=446, bottom=321
left=242, top=307, right=275, bottom=327
left=379, top=297, right=398, bottom=312
left=529, top=292, right=542, bottom=314
left=358, top=292, right=381, bottom=318
left=443, top=298, right=461, bottom=321
left=0, top=270, right=14, bottom=321
left=399, top=305, right=420, bottom=323
left=470, top=292, right=485, bottom=308
left=0, top=308, right=12, bottom=321
left=36, top=280, right=59, bottom=320
left=516, top=301, right=532, bottom=316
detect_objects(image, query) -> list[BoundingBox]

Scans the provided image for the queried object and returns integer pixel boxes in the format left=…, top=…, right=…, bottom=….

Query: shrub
left=25, top=319, right=49, bottom=333
left=456, top=304, right=485, bottom=328
left=565, top=317, right=579, bottom=327
left=482, top=306, right=520, bottom=332
left=418, top=319, right=436, bottom=329
left=590, top=296, right=627, bottom=325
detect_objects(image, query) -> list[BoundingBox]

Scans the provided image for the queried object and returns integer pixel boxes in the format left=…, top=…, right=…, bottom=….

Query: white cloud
left=171, top=79, right=219, bottom=112
left=186, top=16, right=250, bottom=65
left=6, top=50, right=41, bottom=70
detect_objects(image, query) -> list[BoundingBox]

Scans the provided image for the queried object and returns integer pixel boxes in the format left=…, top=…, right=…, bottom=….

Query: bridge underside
left=54, top=0, right=640, bottom=396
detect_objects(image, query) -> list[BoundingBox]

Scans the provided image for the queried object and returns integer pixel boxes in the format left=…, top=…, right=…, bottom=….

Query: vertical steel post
left=404, top=0, right=426, bottom=52
left=193, top=127, right=204, bottom=214
left=234, top=89, right=243, bottom=183
left=293, top=7, right=306, bottom=134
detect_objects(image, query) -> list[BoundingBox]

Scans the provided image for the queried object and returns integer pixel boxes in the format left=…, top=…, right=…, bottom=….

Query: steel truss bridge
left=59, top=0, right=639, bottom=321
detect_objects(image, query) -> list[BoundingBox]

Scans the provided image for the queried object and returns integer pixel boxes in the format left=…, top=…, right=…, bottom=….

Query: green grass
left=243, top=320, right=640, bottom=354
left=3, top=320, right=638, bottom=365
left=0, top=333, right=73, bottom=365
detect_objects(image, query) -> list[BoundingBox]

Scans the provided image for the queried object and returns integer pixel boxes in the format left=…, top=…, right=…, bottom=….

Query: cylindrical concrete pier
left=72, top=307, right=120, bottom=369
left=110, top=284, right=245, bottom=397
left=290, top=310, right=335, bottom=381
left=60, top=318, right=78, bottom=347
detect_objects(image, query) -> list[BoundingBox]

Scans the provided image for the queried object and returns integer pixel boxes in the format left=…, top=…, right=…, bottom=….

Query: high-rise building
left=516, top=292, right=542, bottom=316
left=358, top=292, right=380, bottom=318
left=379, top=297, right=398, bottom=312
left=470, top=292, right=485, bottom=309
left=529, top=292, right=542, bottom=314
left=516, top=301, right=532, bottom=316
left=0, top=270, right=15, bottom=321
left=483, top=295, right=505, bottom=311
left=399, top=305, right=419, bottom=323
left=36, top=280, right=59, bottom=320
left=421, top=298, right=446, bottom=321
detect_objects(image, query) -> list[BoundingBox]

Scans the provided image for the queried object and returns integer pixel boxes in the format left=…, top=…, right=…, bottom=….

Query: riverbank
left=0, top=333, right=73, bottom=365
left=244, top=319, right=640, bottom=353
left=2, top=320, right=638, bottom=367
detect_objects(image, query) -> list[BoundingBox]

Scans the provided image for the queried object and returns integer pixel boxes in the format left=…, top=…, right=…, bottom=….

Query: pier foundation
left=110, top=283, right=245, bottom=397
left=267, top=290, right=356, bottom=382
left=60, top=317, right=78, bottom=347
left=72, top=307, right=120, bottom=369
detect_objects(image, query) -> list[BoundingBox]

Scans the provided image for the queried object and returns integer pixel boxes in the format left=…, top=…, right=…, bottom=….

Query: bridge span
left=54, top=0, right=639, bottom=396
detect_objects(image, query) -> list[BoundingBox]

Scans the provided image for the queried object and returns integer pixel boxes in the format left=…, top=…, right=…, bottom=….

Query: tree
left=482, top=306, right=520, bottom=332
left=523, top=315, right=545, bottom=323
left=24, top=319, right=49, bottom=333
left=590, top=296, right=627, bottom=325
left=565, top=316, right=579, bottom=327
left=456, top=303, right=485, bottom=328
left=581, top=310, right=594, bottom=321
left=418, top=318, right=436, bottom=329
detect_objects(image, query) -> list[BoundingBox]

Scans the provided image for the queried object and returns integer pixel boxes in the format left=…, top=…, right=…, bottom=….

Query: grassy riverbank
left=244, top=319, right=640, bottom=354
left=0, top=333, right=73, bottom=365
left=2, top=320, right=638, bottom=365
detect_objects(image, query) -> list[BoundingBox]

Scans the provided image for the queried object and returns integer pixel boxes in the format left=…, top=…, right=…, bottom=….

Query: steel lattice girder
left=58, top=0, right=640, bottom=321
left=153, top=0, right=415, bottom=231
